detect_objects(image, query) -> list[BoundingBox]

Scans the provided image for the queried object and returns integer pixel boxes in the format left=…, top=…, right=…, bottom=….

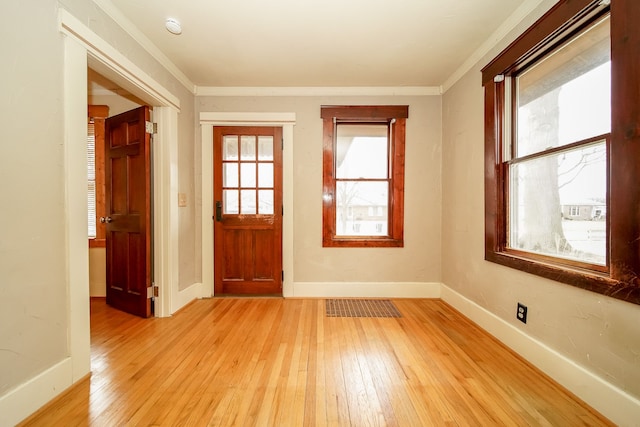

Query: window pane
left=241, top=136, right=256, bottom=160
left=336, top=181, right=388, bottom=236
left=509, top=140, right=606, bottom=265
left=223, top=190, right=239, bottom=214
left=223, top=136, right=238, bottom=160
left=87, top=121, right=96, bottom=238
left=516, top=16, right=610, bottom=158
left=258, top=136, right=274, bottom=160
left=258, top=190, right=274, bottom=214
left=87, top=122, right=95, bottom=181
left=223, top=163, right=238, bottom=188
left=88, top=181, right=96, bottom=238
left=240, top=163, right=256, bottom=188
left=241, top=190, right=256, bottom=214
left=336, top=124, right=388, bottom=179
left=258, top=163, right=273, bottom=188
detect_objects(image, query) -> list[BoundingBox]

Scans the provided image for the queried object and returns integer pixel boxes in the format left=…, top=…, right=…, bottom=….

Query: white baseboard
left=291, top=281, right=441, bottom=298
left=172, top=282, right=204, bottom=314
left=440, top=284, right=640, bottom=427
left=0, top=358, right=74, bottom=426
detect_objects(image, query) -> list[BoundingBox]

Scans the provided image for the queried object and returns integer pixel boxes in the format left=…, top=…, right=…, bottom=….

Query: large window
left=483, top=0, right=640, bottom=305
left=321, top=105, right=408, bottom=247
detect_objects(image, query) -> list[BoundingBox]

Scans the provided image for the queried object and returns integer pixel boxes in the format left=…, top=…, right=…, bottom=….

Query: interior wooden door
left=213, top=126, right=283, bottom=295
left=104, top=106, right=152, bottom=317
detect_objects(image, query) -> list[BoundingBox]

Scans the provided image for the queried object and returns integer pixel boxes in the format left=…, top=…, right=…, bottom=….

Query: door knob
left=100, top=216, right=112, bottom=223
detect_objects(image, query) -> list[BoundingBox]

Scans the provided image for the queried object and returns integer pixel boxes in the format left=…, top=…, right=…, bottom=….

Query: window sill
left=485, top=250, right=640, bottom=305
left=89, top=238, right=106, bottom=248
left=323, top=237, right=403, bottom=248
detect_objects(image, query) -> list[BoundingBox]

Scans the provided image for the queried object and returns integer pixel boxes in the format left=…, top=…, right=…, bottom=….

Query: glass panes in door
left=222, top=134, right=275, bottom=215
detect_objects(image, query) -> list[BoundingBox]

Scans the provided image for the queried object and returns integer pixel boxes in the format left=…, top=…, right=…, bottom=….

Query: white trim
left=201, top=123, right=214, bottom=298
left=92, top=0, right=196, bottom=94
left=196, top=86, right=442, bottom=97
left=63, top=35, right=92, bottom=383
left=200, top=112, right=296, bottom=298
left=176, top=282, right=204, bottom=312
left=441, top=284, right=640, bottom=427
left=200, top=112, right=297, bottom=126
left=281, top=123, right=295, bottom=297
left=0, top=358, right=74, bottom=426
left=441, top=0, right=546, bottom=93
left=153, top=107, right=180, bottom=317
left=59, top=8, right=181, bottom=111
left=292, top=282, right=442, bottom=298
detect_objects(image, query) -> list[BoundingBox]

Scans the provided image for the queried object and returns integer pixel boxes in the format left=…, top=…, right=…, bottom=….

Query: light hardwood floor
left=21, top=298, right=612, bottom=426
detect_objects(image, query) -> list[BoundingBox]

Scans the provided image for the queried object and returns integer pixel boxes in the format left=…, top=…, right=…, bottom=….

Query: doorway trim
left=200, top=113, right=296, bottom=297
left=59, top=4, right=179, bottom=396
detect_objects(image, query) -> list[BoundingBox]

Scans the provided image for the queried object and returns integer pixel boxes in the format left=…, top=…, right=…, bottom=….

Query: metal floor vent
left=325, top=299, right=402, bottom=318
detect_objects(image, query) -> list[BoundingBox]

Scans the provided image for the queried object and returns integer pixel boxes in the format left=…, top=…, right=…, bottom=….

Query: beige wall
left=441, top=0, right=640, bottom=401
left=0, top=0, right=68, bottom=397
left=197, top=96, right=442, bottom=285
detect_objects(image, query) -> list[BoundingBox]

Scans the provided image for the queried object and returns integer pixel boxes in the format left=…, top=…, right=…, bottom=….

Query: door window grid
left=222, top=135, right=275, bottom=215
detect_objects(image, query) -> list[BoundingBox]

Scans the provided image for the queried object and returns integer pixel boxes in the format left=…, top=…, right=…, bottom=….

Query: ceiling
left=100, top=0, right=535, bottom=89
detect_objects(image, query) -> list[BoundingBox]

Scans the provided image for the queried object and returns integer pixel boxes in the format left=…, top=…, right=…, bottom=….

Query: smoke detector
left=165, top=18, right=182, bottom=35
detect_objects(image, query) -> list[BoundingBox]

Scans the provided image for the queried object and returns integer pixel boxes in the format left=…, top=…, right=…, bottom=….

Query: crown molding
left=441, top=0, right=547, bottom=93
left=195, top=86, right=442, bottom=97
left=92, top=0, right=196, bottom=94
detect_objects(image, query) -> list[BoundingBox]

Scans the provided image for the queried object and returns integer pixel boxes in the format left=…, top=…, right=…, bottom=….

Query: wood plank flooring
left=20, top=298, right=612, bottom=426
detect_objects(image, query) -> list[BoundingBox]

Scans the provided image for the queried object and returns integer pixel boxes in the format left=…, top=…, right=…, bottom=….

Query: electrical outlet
left=517, top=303, right=528, bottom=324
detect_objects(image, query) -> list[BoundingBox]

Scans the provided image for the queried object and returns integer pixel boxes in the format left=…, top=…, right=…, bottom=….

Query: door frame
left=200, top=113, right=296, bottom=297
left=60, top=8, right=180, bottom=382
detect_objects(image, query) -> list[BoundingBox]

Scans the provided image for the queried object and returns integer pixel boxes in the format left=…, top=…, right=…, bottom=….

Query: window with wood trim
left=321, top=105, right=408, bottom=247
left=88, top=105, right=109, bottom=247
left=482, top=0, right=640, bottom=305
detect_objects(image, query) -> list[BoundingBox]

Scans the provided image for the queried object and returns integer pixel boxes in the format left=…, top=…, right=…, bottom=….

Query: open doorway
left=87, top=69, right=147, bottom=305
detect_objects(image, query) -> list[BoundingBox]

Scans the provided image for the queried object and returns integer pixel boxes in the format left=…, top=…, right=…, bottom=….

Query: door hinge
left=281, top=138, right=284, bottom=151
left=145, top=121, right=157, bottom=134
left=147, top=285, right=159, bottom=299
left=281, top=271, right=284, bottom=281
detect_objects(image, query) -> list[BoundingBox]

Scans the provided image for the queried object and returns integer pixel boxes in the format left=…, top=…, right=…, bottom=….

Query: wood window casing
left=88, top=105, right=109, bottom=248
left=321, top=105, right=408, bottom=248
left=482, top=0, right=640, bottom=305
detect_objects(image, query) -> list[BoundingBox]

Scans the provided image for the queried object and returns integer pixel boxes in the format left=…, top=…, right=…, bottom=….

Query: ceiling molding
left=195, top=86, right=442, bottom=97
left=441, top=0, right=548, bottom=93
left=59, top=8, right=181, bottom=110
left=93, top=0, right=196, bottom=94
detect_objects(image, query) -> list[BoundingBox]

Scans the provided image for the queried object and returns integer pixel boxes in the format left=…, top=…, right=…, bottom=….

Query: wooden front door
left=104, top=106, right=152, bottom=317
left=213, top=126, right=283, bottom=295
